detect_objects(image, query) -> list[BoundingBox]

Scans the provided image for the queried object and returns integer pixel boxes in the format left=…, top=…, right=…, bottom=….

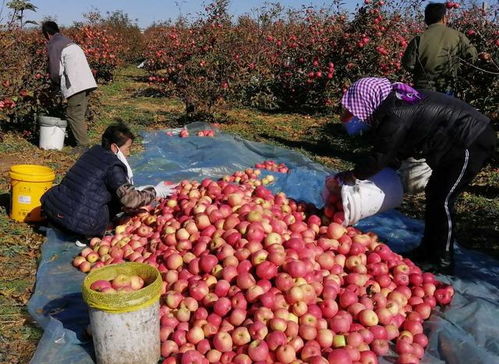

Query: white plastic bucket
left=341, top=168, right=404, bottom=226
left=89, top=302, right=160, bottom=364
left=39, top=116, right=67, bottom=150
left=398, top=158, right=432, bottom=194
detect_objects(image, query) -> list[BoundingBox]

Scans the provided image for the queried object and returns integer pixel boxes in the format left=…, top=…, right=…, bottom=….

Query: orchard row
left=141, top=1, right=497, bottom=115
left=1, top=1, right=497, bottom=130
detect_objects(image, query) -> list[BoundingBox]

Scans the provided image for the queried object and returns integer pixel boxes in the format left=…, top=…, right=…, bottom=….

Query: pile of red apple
left=165, top=129, right=215, bottom=138
left=90, top=274, right=146, bottom=294
left=222, top=168, right=276, bottom=187
left=196, top=130, right=216, bottom=137
left=74, top=171, right=454, bottom=364
left=445, top=2, right=460, bottom=9
left=73, top=244, right=114, bottom=273
left=322, top=176, right=346, bottom=225
left=254, top=160, right=290, bottom=174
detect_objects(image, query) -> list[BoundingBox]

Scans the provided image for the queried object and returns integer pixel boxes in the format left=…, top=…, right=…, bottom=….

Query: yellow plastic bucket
left=9, top=164, right=55, bottom=222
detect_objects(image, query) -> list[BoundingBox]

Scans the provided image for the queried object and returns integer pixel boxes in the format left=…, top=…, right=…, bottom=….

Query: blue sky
left=24, top=0, right=361, bottom=28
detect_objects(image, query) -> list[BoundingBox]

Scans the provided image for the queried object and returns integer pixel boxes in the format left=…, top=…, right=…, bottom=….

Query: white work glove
left=154, top=181, right=178, bottom=199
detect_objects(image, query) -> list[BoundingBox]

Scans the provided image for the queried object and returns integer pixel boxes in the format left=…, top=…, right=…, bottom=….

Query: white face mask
left=114, top=144, right=134, bottom=184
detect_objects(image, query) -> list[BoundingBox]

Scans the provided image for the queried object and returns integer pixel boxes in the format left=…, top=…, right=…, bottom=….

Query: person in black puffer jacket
left=41, top=122, right=176, bottom=240
left=334, top=77, right=496, bottom=274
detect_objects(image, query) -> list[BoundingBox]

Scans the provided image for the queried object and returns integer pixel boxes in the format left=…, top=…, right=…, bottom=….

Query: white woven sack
left=398, top=158, right=432, bottom=194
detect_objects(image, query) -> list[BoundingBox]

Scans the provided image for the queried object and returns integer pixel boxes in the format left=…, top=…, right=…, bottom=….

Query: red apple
left=247, top=340, right=269, bottom=361
left=213, top=332, right=233, bottom=352
left=275, top=344, right=296, bottom=364
left=327, top=348, right=353, bottom=364
left=231, top=327, right=251, bottom=346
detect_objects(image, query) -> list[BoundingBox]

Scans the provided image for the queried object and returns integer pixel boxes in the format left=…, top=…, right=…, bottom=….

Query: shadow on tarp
left=28, top=228, right=95, bottom=364
left=28, top=122, right=499, bottom=363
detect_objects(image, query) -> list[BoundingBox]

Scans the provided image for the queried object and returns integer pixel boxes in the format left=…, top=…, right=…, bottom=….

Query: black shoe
left=417, top=250, right=454, bottom=275
left=403, top=245, right=431, bottom=265
left=419, top=260, right=454, bottom=275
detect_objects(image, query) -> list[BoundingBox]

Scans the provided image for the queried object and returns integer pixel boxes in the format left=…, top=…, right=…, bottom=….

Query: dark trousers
left=421, top=124, right=497, bottom=260
left=66, top=90, right=90, bottom=147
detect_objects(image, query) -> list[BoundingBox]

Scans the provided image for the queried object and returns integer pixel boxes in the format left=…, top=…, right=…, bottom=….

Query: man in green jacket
left=402, top=2, right=477, bottom=93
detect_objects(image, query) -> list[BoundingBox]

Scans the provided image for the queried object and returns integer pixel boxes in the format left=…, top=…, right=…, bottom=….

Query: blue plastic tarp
left=28, top=122, right=499, bottom=363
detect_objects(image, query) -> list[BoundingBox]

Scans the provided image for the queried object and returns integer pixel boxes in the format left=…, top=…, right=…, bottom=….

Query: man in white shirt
left=42, top=21, right=97, bottom=150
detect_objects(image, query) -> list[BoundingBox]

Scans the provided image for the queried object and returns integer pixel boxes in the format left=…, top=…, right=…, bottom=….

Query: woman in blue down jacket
left=41, top=123, right=175, bottom=240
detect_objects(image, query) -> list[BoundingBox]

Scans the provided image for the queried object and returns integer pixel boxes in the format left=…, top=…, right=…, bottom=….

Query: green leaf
left=7, top=0, right=37, bottom=12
